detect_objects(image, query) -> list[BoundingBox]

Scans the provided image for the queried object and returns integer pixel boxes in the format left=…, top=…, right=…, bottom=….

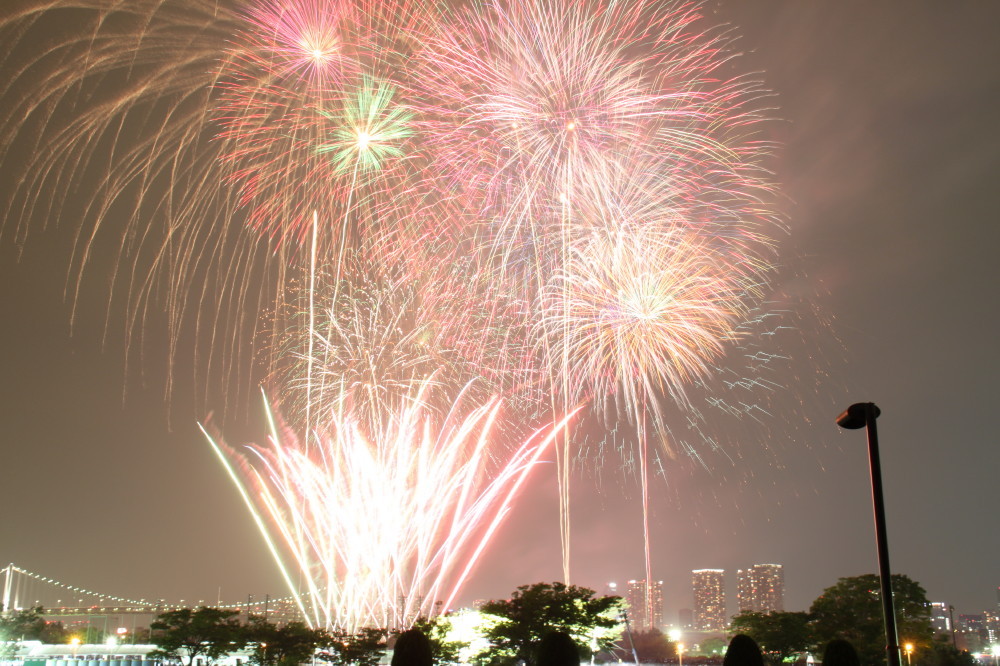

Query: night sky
left=1, top=0, right=998, bottom=625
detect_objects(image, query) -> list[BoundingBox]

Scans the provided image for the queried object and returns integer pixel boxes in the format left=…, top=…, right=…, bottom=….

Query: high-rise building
left=958, top=614, right=987, bottom=653
left=692, top=569, right=727, bottom=631
left=959, top=614, right=984, bottom=632
left=624, top=579, right=664, bottom=631
left=985, top=610, right=1000, bottom=644
left=929, top=602, right=952, bottom=635
left=736, top=564, right=784, bottom=613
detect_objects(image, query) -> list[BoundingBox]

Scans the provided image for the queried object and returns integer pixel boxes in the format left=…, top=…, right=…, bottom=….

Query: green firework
left=316, top=77, right=414, bottom=175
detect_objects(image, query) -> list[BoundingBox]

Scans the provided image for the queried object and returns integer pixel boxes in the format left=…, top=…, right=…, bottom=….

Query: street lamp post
left=904, top=642, right=914, bottom=666
left=837, top=402, right=901, bottom=666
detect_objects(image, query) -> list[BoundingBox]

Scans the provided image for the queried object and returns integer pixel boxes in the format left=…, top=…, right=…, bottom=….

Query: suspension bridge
left=1, top=564, right=302, bottom=628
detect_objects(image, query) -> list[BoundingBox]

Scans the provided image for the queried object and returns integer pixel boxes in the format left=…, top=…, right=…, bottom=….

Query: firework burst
left=538, top=224, right=757, bottom=435
left=244, top=0, right=355, bottom=84
left=204, top=381, right=576, bottom=632
left=316, top=76, right=414, bottom=175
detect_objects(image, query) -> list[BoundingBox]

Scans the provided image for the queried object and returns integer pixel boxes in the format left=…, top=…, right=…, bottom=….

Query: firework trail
left=204, top=380, right=576, bottom=632
left=416, top=0, right=778, bottom=267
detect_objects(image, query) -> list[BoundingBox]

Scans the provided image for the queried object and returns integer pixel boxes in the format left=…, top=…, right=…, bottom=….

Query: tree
left=810, top=574, right=933, bottom=665
left=243, top=617, right=326, bottom=666
left=0, top=607, right=48, bottom=642
left=317, top=627, right=385, bottom=666
left=730, top=611, right=812, bottom=664
left=477, top=582, right=624, bottom=666
left=622, top=628, right=675, bottom=664
left=148, top=607, right=245, bottom=666
left=697, top=637, right=729, bottom=657
left=411, top=616, right=463, bottom=665
left=0, top=607, right=68, bottom=650
left=0, top=607, right=45, bottom=659
left=37, top=620, right=69, bottom=645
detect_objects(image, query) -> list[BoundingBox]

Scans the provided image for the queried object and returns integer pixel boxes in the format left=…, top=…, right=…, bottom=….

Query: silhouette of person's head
left=822, top=639, right=861, bottom=666
left=536, top=630, right=580, bottom=666
left=723, top=634, right=765, bottom=666
left=391, top=628, right=433, bottom=666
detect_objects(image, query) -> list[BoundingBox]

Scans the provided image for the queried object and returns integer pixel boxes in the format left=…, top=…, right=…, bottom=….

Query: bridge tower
left=2, top=563, right=13, bottom=612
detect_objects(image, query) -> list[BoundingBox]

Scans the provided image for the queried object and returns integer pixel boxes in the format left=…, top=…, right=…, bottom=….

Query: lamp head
left=836, top=402, right=881, bottom=429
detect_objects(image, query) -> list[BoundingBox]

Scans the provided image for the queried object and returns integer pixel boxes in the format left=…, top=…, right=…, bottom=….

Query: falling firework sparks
left=538, top=223, right=759, bottom=432
left=204, top=380, right=576, bottom=632
left=268, top=255, right=541, bottom=434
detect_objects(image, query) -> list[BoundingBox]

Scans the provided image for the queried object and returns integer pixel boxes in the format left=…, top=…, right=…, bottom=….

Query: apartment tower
left=625, top=579, right=664, bottom=631
left=692, top=569, right=727, bottom=631
left=736, top=564, right=785, bottom=613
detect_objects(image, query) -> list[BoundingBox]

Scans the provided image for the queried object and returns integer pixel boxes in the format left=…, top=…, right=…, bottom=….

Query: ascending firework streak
left=203, top=380, right=576, bottom=632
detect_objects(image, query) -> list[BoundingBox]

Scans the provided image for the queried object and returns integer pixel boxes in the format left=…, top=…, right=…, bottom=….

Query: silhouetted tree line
left=0, top=606, right=84, bottom=646
left=1, top=575, right=979, bottom=666
left=729, top=574, right=975, bottom=666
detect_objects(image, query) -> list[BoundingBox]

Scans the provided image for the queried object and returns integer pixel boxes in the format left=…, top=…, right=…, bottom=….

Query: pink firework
left=245, top=0, right=356, bottom=84
left=415, top=0, right=776, bottom=258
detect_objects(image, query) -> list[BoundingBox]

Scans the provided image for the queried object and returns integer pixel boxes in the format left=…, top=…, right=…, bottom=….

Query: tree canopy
left=149, top=607, right=246, bottom=666
left=620, top=628, right=676, bottom=664
left=1, top=607, right=52, bottom=643
left=243, top=617, right=328, bottom=666
left=477, top=582, right=623, bottom=666
left=914, top=638, right=977, bottom=666
left=730, top=611, right=812, bottom=664
left=317, top=627, right=385, bottom=666
left=0, top=607, right=70, bottom=646
left=810, top=574, right=933, bottom=665
left=410, top=616, right=462, bottom=665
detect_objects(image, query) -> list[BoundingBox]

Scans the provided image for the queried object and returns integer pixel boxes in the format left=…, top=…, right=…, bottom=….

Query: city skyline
left=1, top=0, right=999, bottom=629
left=8, top=562, right=995, bottom=642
